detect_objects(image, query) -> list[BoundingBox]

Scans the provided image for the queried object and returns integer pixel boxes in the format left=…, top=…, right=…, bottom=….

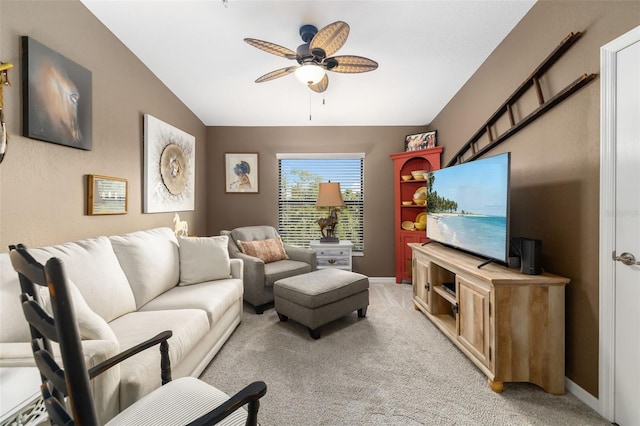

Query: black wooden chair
left=9, top=244, right=267, bottom=426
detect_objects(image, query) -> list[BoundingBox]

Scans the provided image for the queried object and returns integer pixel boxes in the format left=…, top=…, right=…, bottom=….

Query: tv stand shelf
left=432, top=285, right=456, bottom=304
left=410, top=242, right=570, bottom=394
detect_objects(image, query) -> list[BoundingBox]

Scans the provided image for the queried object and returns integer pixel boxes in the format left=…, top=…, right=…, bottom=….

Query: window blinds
left=277, top=153, right=364, bottom=252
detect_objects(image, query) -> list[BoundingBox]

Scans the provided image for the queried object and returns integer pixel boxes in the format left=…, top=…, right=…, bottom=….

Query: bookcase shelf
left=389, top=147, right=443, bottom=283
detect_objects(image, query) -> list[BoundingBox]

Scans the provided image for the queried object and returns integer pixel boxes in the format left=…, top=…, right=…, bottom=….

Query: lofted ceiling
left=81, top=0, right=536, bottom=127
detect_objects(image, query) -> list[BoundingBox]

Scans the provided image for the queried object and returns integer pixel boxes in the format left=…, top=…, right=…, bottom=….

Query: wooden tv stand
left=409, top=243, right=570, bottom=394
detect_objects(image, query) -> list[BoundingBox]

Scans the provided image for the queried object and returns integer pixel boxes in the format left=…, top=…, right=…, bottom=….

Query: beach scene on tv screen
left=426, top=154, right=509, bottom=261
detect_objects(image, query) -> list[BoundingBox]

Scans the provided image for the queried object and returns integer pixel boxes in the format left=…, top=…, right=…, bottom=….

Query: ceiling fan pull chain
left=309, top=93, right=312, bottom=121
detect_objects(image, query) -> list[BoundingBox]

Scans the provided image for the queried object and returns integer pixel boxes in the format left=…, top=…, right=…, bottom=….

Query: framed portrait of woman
left=225, top=153, right=259, bottom=193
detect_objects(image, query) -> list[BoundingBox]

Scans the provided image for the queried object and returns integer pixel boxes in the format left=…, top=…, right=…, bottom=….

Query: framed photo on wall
left=22, top=36, right=92, bottom=150
left=404, top=130, right=437, bottom=152
left=225, top=153, right=259, bottom=193
left=87, top=174, right=128, bottom=215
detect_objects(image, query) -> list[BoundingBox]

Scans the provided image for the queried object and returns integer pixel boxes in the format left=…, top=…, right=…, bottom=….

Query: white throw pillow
left=38, top=279, right=118, bottom=342
left=178, top=236, right=231, bottom=285
left=31, top=236, right=136, bottom=323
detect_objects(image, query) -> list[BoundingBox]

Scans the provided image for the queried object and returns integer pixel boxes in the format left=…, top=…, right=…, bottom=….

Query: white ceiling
left=81, top=0, right=536, bottom=127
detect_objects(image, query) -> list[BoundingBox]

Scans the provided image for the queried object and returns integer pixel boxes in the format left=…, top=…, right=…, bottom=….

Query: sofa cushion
left=0, top=254, right=30, bottom=342
left=264, top=260, right=314, bottom=287
left=178, top=236, right=230, bottom=285
left=238, top=237, right=289, bottom=263
left=29, top=236, right=136, bottom=323
left=38, top=279, right=117, bottom=342
left=110, top=228, right=180, bottom=308
left=274, top=269, right=370, bottom=308
left=139, top=278, right=243, bottom=326
left=108, top=309, right=209, bottom=411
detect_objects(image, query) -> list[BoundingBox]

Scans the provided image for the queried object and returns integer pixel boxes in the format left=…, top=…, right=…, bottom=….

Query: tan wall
left=0, top=0, right=207, bottom=250
left=206, top=126, right=428, bottom=277
left=429, top=0, right=639, bottom=396
left=2, top=0, right=638, bottom=401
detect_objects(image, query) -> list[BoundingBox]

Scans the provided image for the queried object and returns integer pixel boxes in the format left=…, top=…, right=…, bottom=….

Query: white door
left=599, top=26, right=640, bottom=425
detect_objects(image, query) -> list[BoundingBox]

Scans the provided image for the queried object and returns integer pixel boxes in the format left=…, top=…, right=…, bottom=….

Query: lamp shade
left=295, top=64, right=326, bottom=85
left=316, top=182, right=345, bottom=207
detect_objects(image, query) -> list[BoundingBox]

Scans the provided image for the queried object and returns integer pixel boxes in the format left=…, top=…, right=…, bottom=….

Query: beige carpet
left=200, top=281, right=609, bottom=425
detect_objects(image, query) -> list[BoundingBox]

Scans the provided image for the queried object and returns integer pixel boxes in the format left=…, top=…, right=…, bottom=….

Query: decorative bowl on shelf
left=416, top=212, right=427, bottom=223
left=401, top=175, right=412, bottom=181
left=413, top=186, right=427, bottom=199
left=401, top=221, right=415, bottom=230
left=402, top=201, right=413, bottom=206
left=413, top=198, right=426, bottom=205
left=414, top=222, right=426, bottom=231
left=411, top=170, right=428, bottom=180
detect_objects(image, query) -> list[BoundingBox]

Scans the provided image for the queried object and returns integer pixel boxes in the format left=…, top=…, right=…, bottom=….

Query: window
left=277, top=153, right=364, bottom=252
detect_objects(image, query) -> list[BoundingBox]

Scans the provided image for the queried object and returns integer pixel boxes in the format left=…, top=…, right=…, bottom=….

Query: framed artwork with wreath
left=143, top=114, right=195, bottom=213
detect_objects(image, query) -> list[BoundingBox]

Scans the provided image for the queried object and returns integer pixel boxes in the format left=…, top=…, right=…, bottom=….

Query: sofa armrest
left=284, top=244, right=317, bottom=270
left=229, top=258, right=243, bottom=280
left=0, top=340, right=119, bottom=369
left=0, top=342, right=43, bottom=367
left=227, top=252, right=266, bottom=307
left=1, top=340, right=122, bottom=423
left=88, top=331, right=172, bottom=385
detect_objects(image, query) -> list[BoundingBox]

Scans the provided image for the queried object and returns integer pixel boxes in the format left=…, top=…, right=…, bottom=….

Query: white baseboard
left=368, top=277, right=398, bottom=284
left=565, top=377, right=601, bottom=415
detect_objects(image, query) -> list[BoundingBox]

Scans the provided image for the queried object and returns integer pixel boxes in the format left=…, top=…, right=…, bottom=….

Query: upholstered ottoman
left=274, top=268, right=369, bottom=339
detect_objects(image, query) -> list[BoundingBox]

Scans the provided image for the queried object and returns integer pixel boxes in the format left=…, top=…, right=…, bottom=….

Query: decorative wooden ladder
left=447, top=31, right=598, bottom=167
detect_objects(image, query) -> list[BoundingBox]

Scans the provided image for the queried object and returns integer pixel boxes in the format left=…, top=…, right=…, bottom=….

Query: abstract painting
left=144, top=114, right=195, bottom=212
left=22, top=36, right=92, bottom=150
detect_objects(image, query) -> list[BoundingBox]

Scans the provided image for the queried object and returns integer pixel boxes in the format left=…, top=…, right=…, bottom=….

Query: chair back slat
left=33, top=349, right=68, bottom=396
left=21, top=298, right=58, bottom=341
left=41, top=387, right=73, bottom=426
left=10, top=245, right=100, bottom=426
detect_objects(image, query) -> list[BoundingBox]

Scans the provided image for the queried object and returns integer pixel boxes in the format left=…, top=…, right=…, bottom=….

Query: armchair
left=222, top=226, right=316, bottom=314
left=9, top=244, right=267, bottom=426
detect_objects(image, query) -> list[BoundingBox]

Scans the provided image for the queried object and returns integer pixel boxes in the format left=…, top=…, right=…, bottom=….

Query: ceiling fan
left=244, top=21, right=378, bottom=93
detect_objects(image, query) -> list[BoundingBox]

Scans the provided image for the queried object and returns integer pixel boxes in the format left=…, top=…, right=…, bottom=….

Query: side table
left=309, top=240, right=353, bottom=271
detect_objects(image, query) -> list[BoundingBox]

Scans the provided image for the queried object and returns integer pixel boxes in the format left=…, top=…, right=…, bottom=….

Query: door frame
left=598, top=25, right=640, bottom=422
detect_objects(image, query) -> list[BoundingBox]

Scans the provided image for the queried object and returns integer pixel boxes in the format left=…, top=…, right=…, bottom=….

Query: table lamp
left=315, top=181, right=345, bottom=243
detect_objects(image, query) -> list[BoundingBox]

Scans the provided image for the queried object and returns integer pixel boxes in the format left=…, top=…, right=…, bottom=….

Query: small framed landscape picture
left=225, top=153, right=259, bottom=193
left=405, top=130, right=437, bottom=152
left=87, top=174, right=128, bottom=215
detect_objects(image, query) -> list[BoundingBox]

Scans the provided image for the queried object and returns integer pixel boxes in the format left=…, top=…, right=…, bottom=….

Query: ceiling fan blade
left=309, top=21, right=349, bottom=59
left=308, top=74, right=329, bottom=93
left=244, top=38, right=297, bottom=60
left=327, top=55, right=378, bottom=73
left=255, top=66, right=298, bottom=83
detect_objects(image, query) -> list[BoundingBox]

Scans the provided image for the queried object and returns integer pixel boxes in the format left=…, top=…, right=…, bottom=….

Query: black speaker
left=520, top=238, right=542, bottom=275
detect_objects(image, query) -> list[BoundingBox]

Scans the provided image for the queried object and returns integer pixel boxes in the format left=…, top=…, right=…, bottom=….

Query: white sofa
left=0, top=227, right=244, bottom=424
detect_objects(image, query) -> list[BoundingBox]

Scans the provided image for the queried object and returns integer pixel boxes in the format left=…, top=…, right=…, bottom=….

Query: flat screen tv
left=425, top=152, right=511, bottom=266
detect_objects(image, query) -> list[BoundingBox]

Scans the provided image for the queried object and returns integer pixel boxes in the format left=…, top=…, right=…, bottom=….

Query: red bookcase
left=389, top=147, right=443, bottom=283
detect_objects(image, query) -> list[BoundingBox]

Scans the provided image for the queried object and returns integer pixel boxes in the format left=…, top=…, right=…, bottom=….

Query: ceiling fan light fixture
left=295, top=64, right=325, bottom=85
